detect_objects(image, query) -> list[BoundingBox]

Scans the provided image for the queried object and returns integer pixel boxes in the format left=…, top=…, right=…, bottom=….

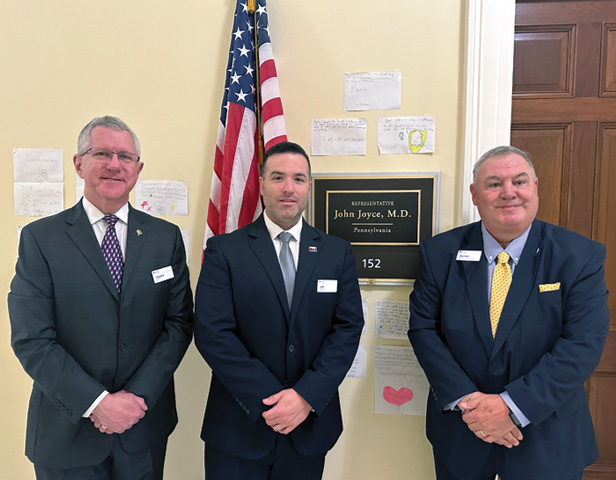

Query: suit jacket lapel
left=249, top=216, right=291, bottom=318
left=64, top=202, right=120, bottom=301
left=491, top=221, right=543, bottom=358
left=289, top=221, right=321, bottom=325
left=461, top=222, right=493, bottom=355
left=122, top=205, right=148, bottom=287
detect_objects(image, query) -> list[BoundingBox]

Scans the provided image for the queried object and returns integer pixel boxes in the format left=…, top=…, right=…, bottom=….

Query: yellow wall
left=0, top=1, right=464, bottom=478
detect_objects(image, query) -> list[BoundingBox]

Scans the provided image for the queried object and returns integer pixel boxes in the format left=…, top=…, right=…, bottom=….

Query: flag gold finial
left=247, top=0, right=256, bottom=13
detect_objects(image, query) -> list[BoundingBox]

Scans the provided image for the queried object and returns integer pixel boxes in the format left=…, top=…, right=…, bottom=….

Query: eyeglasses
left=80, top=147, right=140, bottom=165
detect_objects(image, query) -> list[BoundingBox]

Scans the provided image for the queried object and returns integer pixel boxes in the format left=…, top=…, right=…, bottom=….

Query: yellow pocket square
left=539, top=282, right=561, bottom=292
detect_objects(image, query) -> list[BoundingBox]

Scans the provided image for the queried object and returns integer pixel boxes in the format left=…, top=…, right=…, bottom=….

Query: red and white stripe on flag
left=203, top=0, right=286, bottom=250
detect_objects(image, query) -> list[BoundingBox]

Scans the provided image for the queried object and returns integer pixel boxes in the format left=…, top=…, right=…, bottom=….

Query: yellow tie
left=489, top=251, right=511, bottom=337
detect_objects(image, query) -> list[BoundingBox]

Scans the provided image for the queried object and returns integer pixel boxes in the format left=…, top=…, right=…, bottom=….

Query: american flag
left=203, top=0, right=287, bottom=246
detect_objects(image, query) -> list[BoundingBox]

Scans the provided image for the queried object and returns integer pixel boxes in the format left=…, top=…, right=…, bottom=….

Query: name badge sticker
left=456, top=250, right=482, bottom=262
left=317, top=279, right=338, bottom=293
left=152, top=265, right=174, bottom=284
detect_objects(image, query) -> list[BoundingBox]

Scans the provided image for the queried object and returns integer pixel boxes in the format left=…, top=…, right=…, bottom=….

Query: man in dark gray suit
left=8, top=116, right=194, bottom=480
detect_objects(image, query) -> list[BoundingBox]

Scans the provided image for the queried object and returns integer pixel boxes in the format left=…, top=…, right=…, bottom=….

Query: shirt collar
left=263, top=211, right=303, bottom=242
left=481, top=222, right=531, bottom=266
left=82, top=197, right=129, bottom=226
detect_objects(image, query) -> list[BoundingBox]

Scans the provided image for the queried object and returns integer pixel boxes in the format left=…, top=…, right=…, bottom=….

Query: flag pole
left=248, top=0, right=265, bottom=166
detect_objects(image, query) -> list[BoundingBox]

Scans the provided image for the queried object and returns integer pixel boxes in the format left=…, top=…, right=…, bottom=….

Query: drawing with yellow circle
left=408, top=130, right=427, bottom=154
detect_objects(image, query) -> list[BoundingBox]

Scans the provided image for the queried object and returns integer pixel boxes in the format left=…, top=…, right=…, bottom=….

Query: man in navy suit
left=8, top=116, right=193, bottom=479
left=409, top=146, right=609, bottom=480
left=194, top=141, right=363, bottom=479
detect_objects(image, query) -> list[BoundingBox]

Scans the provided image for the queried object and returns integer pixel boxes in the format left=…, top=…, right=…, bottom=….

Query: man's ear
left=73, top=154, right=84, bottom=179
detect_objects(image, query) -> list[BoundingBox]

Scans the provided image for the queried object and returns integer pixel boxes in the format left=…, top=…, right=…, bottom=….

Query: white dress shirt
left=262, top=211, right=302, bottom=270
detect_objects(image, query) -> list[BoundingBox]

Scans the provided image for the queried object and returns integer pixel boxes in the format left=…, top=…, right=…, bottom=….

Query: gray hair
left=77, top=116, right=141, bottom=156
left=472, top=145, right=535, bottom=183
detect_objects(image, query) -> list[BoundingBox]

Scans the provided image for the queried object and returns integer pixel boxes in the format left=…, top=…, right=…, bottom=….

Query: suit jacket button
left=119, top=343, right=127, bottom=352
left=288, top=345, right=295, bottom=353
left=246, top=409, right=250, bottom=415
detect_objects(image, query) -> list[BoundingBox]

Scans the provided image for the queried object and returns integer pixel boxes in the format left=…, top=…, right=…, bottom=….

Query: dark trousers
left=434, top=452, right=498, bottom=480
left=434, top=451, right=583, bottom=480
left=34, top=435, right=167, bottom=480
left=205, top=435, right=326, bottom=480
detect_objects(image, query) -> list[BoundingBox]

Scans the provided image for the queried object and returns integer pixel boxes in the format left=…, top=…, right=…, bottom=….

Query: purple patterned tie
left=101, top=214, right=124, bottom=292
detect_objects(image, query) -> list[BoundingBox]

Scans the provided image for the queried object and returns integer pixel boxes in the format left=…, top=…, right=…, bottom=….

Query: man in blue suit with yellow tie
left=409, top=146, right=609, bottom=480
left=8, top=116, right=193, bottom=479
left=194, top=141, right=363, bottom=479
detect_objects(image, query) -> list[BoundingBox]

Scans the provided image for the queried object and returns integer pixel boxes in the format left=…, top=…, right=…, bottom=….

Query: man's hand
left=90, top=390, right=147, bottom=434
left=458, top=392, right=523, bottom=448
left=261, top=389, right=312, bottom=435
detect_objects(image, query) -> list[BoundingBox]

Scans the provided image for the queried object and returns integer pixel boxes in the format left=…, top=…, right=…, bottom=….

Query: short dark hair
left=261, top=141, right=311, bottom=177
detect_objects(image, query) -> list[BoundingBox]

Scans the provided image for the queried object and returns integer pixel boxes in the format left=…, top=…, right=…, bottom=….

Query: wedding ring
left=276, top=424, right=281, bottom=431
left=480, top=430, right=486, bottom=437
left=101, top=425, right=107, bottom=430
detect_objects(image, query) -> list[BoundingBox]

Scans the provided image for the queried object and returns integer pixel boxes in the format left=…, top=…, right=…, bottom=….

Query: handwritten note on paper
left=14, top=183, right=64, bottom=217
left=377, top=116, right=435, bottom=154
left=374, top=345, right=428, bottom=415
left=346, top=344, right=367, bottom=378
left=13, top=148, right=63, bottom=183
left=311, top=118, right=367, bottom=156
left=376, top=300, right=410, bottom=339
left=135, top=181, right=188, bottom=216
left=344, top=72, right=402, bottom=111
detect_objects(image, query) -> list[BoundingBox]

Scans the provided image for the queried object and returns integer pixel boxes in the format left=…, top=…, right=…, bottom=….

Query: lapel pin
left=136, top=229, right=143, bottom=236
left=309, top=246, right=317, bottom=252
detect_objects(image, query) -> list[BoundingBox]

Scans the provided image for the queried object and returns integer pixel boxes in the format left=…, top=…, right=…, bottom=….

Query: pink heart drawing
left=383, top=386, right=414, bottom=406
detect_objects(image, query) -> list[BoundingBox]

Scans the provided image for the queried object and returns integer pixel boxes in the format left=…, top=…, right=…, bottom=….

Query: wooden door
left=512, top=1, right=616, bottom=478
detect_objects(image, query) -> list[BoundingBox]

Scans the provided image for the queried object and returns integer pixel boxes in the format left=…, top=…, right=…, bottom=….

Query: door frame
left=460, top=0, right=516, bottom=224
